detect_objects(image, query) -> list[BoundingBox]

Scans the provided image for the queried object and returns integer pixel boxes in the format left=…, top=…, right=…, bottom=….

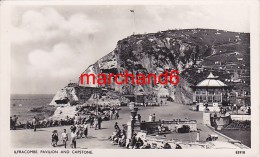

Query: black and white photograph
left=0, top=0, right=259, bottom=157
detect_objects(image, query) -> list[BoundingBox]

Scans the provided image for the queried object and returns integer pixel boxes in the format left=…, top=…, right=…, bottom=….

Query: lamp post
left=130, top=107, right=138, bottom=138
left=95, top=90, right=99, bottom=115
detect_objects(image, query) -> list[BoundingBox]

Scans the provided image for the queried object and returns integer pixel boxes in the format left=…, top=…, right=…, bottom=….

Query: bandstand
left=192, top=72, right=228, bottom=112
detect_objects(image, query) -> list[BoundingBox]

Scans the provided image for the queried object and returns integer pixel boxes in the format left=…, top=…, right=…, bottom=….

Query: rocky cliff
left=49, top=86, right=79, bottom=106
left=51, top=29, right=250, bottom=106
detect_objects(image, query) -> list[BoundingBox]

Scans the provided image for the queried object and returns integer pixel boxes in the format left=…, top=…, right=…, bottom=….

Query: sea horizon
left=10, top=94, right=56, bottom=122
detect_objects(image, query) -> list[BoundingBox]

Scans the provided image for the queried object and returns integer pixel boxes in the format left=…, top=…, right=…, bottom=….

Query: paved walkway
left=11, top=101, right=229, bottom=148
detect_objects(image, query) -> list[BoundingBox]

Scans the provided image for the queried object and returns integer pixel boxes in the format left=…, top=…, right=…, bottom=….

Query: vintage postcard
left=0, top=0, right=259, bottom=157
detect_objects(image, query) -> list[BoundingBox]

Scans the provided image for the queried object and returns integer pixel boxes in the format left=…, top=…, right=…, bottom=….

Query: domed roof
left=196, top=72, right=227, bottom=87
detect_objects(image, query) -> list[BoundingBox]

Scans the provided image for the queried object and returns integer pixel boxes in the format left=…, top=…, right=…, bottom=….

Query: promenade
left=11, top=101, right=229, bottom=148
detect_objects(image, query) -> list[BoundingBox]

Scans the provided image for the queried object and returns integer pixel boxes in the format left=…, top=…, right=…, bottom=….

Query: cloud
left=10, top=5, right=250, bottom=94
left=12, top=7, right=100, bottom=44
left=27, top=43, right=79, bottom=78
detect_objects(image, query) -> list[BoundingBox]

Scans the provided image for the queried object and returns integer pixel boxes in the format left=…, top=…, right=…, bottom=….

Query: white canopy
left=196, top=72, right=227, bottom=87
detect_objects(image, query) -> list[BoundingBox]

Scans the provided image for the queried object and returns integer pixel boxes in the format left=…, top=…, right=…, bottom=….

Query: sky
left=10, top=5, right=250, bottom=94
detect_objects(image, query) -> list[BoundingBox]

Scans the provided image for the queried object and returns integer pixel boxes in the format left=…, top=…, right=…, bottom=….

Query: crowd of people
left=11, top=116, right=75, bottom=130
left=76, top=104, right=121, bottom=121
left=10, top=104, right=121, bottom=131
left=50, top=122, right=89, bottom=149
left=108, top=121, right=181, bottom=149
left=49, top=111, right=110, bottom=149
left=108, top=122, right=127, bottom=147
left=126, top=133, right=183, bottom=149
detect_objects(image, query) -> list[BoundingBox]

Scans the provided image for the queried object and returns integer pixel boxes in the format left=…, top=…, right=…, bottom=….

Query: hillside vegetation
left=52, top=29, right=250, bottom=106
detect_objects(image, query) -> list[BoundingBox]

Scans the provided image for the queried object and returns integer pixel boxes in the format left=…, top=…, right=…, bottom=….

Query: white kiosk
left=193, top=72, right=228, bottom=112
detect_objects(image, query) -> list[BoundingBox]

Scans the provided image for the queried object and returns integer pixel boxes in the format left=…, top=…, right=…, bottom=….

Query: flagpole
left=133, top=11, right=135, bottom=34
left=130, top=10, right=135, bottom=35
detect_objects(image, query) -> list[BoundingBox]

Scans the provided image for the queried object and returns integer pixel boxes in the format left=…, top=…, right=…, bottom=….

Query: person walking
left=12, top=115, right=18, bottom=130
left=51, top=130, right=59, bottom=147
left=148, top=114, right=153, bottom=122
left=32, top=116, right=37, bottom=131
left=10, top=117, right=13, bottom=130
left=114, top=122, right=120, bottom=131
left=98, top=116, right=102, bottom=129
left=61, top=129, right=68, bottom=148
left=70, top=125, right=77, bottom=133
left=110, top=110, right=113, bottom=120
left=158, top=124, right=162, bottom=135
left=152, top=113, right=156, bottom=122
left=74, top=114, right=79, bottom=125
left=137, top=114, right=141, bottom=122
left=83, top=122, right=88, bottom=138
left=71, top=130, right=77, bottom=148
left=115, top=109, right=119, bottom=120
left=90, top=116, right=94, bottom=128
left=94, top=117, right=98, bottom=130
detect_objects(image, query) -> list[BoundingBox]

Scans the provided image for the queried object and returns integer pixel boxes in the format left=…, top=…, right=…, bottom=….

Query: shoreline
left=11, top=94, right=56, bottom=123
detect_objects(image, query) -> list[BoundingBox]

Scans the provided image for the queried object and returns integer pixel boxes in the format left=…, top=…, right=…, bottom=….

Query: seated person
left=175, top=144, right=182, bottom=149
left=163, top=142, right=172, bottom=149
left=140, top=140, right=151, bottom=149
left=206, top=135, right=213, bottom=141
left=118, top=133, right=126, bottom=147
left=135, top=137, right=144, bottom=149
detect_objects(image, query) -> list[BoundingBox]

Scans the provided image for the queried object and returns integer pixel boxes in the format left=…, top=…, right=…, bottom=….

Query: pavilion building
left=192, top=72, right=228, bottom=112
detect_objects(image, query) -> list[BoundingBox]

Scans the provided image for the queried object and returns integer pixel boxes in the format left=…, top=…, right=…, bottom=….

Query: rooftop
left=196, top=72, right=227, bottom=87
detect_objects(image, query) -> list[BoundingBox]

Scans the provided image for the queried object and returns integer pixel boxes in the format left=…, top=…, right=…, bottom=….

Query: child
left=51, top=130, right=59, bottom=147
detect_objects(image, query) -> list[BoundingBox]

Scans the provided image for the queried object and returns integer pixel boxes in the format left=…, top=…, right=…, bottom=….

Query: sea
left=10, top=94, right=55, bottom=122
